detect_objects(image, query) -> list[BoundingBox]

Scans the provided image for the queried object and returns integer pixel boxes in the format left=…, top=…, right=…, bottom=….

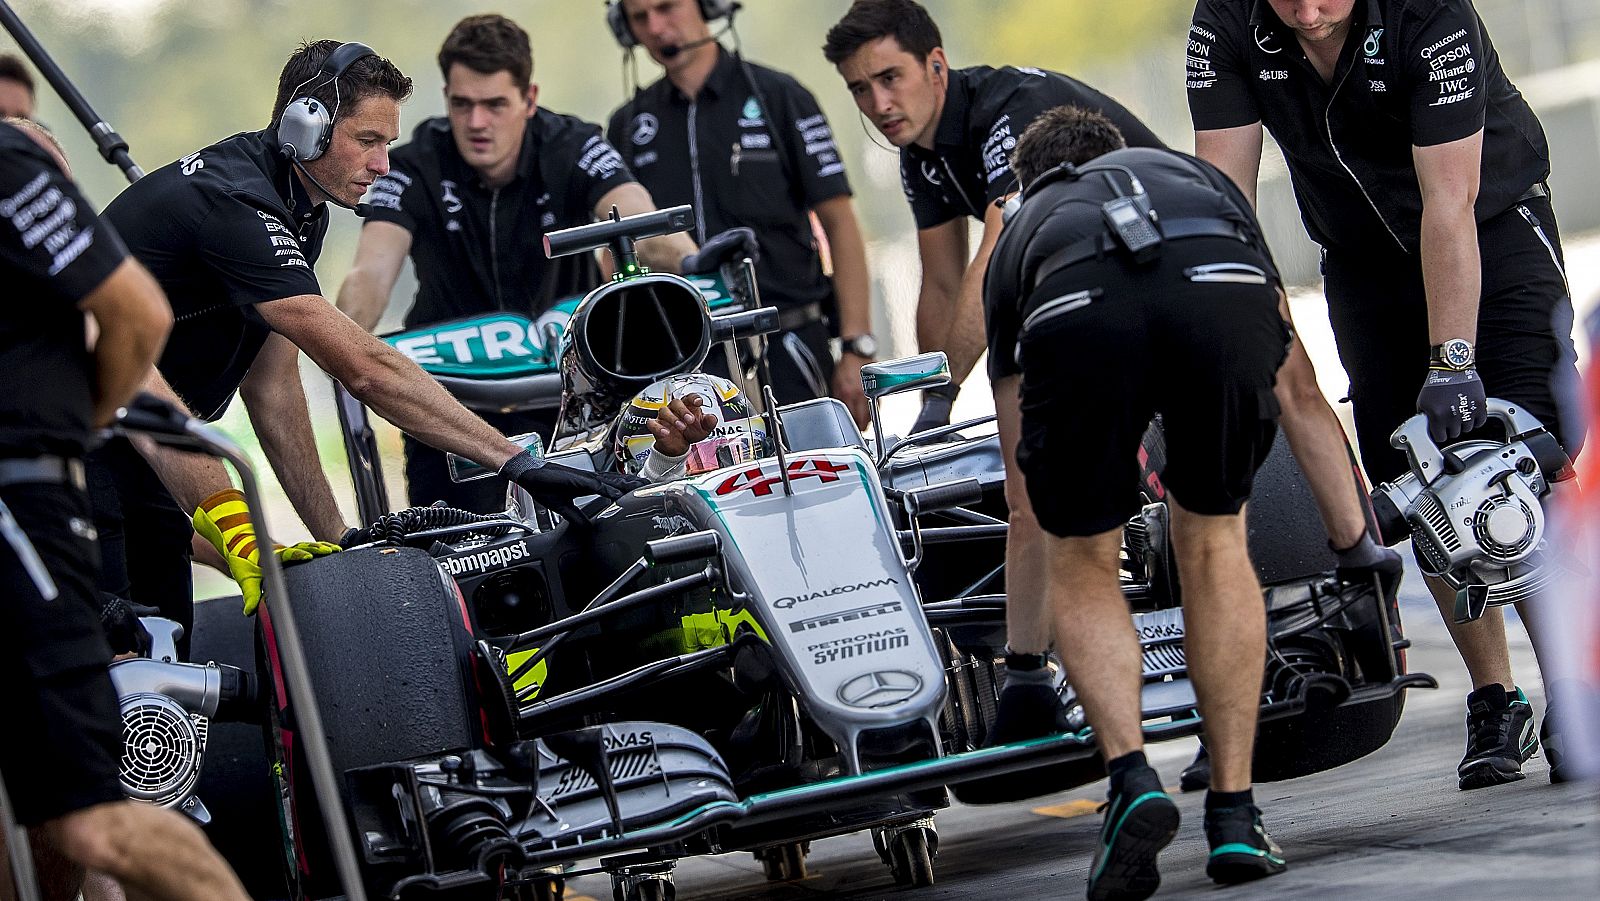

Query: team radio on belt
left=0, top=1, right=1586, bottom=900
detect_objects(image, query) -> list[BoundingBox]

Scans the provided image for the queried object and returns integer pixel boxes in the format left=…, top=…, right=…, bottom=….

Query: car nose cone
left=837, top=670, right=922, bottom=709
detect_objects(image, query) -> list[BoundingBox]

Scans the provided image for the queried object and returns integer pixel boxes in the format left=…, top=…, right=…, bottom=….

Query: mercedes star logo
left=837, top=670, right=922, bottom=709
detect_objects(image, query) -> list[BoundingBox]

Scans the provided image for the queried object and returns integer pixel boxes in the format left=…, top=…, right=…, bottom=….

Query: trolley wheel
left=756, top=840, right=810, bottom=881
left=886, top=826, right=936, bottom=888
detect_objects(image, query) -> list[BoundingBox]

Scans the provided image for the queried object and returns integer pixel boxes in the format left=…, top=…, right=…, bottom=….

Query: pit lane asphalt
left=565, top=553, right=1600, bottom=901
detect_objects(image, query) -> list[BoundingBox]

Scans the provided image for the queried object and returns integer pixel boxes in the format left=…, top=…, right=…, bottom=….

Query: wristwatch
left=1429, top=338, right=1475, bottom=371
left=842, top=334, right=879, bottom=359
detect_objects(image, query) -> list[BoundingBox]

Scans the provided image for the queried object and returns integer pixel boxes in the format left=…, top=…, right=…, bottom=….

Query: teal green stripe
left=1091, top=791, right=1168, bottom=882
left=1210, top=843, right=1284, bottom=864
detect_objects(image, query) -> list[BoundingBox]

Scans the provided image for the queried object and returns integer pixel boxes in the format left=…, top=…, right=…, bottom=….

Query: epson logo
left=789, top=601, right=904, bottom=633
left=774, top=578, right=898, bottom=610
left=439, top=540, right=530, bottom=577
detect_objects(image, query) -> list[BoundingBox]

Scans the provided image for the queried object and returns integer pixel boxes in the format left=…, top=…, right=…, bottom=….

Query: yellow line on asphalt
left=1032, top=786, right=1181, bottom=819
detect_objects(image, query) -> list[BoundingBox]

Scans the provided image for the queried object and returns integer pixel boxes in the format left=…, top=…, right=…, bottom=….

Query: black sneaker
left=1204, top=804, right=1287, bottom=884
left=1179, top=744, right=1210, bottom=792
left=1458, top=684, right=1538, bottom=790
left=1086, top=766, right=1179, bottom=901
left=1541, top=707, right=1567, bottom=784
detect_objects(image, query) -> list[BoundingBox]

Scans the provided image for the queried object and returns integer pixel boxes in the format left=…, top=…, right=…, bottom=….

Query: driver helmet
left=613, top=374, right=771, bottom=475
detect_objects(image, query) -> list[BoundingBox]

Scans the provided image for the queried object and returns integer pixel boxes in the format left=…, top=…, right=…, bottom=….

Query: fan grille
left=118, top=693, right=207, bottom=806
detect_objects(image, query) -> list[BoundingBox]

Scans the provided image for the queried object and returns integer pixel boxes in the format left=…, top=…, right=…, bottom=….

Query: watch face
left=1444, top=339, right=1473, bottom=368
left=849, top=335, right=878, bottom=357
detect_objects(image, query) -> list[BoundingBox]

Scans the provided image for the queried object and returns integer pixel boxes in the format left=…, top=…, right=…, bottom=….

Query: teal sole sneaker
left=1205, top=804, right=1287, bottom=885
left=1087, top=767, right=1180, bottom=901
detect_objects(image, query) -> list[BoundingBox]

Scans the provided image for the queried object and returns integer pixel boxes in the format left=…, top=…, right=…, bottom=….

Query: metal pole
left=0, top=0, right=143, bottom=182
left=333, top=380, right=389, bottom=526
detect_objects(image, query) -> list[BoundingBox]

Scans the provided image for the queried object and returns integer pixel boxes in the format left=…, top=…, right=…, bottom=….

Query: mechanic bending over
left=987, top=106, right=1294, bottom=898
left=0, top=118, right=251, bottom=901
left=824, top=0, right=1165, bottom=435
left=1189, top=0, right=1583, bottom=787
left=337, top=14, right=745, bottom=513
left=607, top=0, right=876, bottom=426
left=91, top=39, right=646, bottom=652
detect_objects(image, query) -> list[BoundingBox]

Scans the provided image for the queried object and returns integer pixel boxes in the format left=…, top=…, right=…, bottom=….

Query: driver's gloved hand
left=192, top=489, right=341, bottom=616
left=1416, top=366, right=1486, bottom=443
left=501, top=450, right=647, bottom=525
left=680, top=227, right=759, bottom=274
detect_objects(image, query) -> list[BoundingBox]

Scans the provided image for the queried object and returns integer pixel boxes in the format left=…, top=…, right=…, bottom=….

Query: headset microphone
left=660, top=33, right=717, bottom=59
left=288, top=156, right=367, bottom=216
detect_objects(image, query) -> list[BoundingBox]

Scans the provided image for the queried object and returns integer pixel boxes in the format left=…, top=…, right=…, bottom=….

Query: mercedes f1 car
left=111, top=207, right=1433, bottom=901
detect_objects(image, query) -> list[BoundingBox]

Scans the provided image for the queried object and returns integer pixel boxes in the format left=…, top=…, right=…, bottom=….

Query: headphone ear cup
left=607, top=1, right=639, bottom=49
left=701, top=0, right=737, bottom=21
left=278, top=97, right=331, bottom=162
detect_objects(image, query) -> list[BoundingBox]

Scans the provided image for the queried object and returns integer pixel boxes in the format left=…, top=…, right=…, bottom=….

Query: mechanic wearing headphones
left=0, top=119, right=250, bottom=901
left=337, top=14, right=743, bottom=513
left=989, top=106, right=1292, bottom=898
left=823, top=0, right=1165, bottom=435
left=605, top=0, right=875, bottom=425
left=1189, top=0, right=1581, bottom=788
left=93, top=40, right=642, bottom=650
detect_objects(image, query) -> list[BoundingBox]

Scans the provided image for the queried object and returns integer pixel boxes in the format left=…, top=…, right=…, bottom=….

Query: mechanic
left=1189, top=0, right=1582, bottom=787
left=988, top=105, right=1292, bottom=897
left=0, top=118, right=251, bottom=901
left=93, top=39, right=645, bottom=654
left=823, top=0, right=1164, bottom=435
left=606, top=0, right=875, bottom=425
left=337, top=14, right=742, bottom=513
left=0, top=53, right=35, bottom=119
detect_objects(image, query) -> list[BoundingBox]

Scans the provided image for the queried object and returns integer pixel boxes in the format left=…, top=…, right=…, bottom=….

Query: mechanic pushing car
left=986, top=106, right=1294, bottom=898
left=91, top=39, right=646, bottom=649
left=823, top=0, right=1165, bottom=436
left=337, top=14, right=749, bottom=513
left=606, top=0, right=876, bottom=425
left=0, top=118, right=251, bottom=901
left=1189, top=0, right=1583, bottom=788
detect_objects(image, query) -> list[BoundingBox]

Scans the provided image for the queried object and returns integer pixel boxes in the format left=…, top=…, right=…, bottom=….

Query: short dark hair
left=270, top=40, right=412, bottom=125
left=0, top=53, right=35, bottom=93
left=1010, top=106, right=1127, bottom=186
left=823, top=0, right=942, bottom=65
left=438, top=14, right=533, bottom=90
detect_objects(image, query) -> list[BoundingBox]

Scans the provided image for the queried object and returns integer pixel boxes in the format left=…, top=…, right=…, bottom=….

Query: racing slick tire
left=260, top=547, right=480, bottom=899
left=189, top=593, right=286, bottom=899
left=1245, top=431, right=1340, bottom=586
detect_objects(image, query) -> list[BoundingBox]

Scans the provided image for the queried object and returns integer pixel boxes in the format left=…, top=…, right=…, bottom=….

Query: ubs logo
left=837, top=670, right=922, bottom=709
left=630, top=112, right=659, bottom=146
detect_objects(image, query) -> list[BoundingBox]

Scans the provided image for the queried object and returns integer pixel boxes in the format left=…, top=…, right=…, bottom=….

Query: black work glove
left=500, top=450, right=647, bottom=525
left=100, top=593, right=155, bottom=657
left=1416, top=366, right=1486, bottom=443
left=910, top=382, right=960, bottom=435
left=680, top=227, right=759, bottom=274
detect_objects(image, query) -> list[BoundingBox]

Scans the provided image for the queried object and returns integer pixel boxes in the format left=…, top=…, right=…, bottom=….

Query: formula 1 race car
left=111, top=207, right=1433, bottom=901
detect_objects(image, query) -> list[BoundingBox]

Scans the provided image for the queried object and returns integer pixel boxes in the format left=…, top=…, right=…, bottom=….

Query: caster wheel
left=610, top=869, right=675, bottom=901
left=886, top=827, right=936, bottom=888
left=756, top=840, right=810, bottom=881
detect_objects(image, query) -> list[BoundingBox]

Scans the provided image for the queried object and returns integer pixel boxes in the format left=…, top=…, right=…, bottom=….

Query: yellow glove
left=192, top=489, right=340, bottom=615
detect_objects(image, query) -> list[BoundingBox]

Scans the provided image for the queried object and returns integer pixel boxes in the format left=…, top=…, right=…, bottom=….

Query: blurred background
left=6, top=0, right=1600, bottom=592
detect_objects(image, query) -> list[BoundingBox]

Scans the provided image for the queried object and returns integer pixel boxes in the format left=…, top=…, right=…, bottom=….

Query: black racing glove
left=680, top=227, right=760, bottom=274
left=500, top=450, right=647, bottom=524
left=1416, top=366, right=1487, bottom=443
left=910, top=382, right=960, bottom=435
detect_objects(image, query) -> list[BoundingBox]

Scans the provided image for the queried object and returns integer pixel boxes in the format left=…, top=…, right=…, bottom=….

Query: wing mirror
left=860, top=352, right=950, bottom=462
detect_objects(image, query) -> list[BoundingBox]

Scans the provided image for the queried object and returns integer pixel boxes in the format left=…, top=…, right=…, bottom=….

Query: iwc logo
left=630, top=112, right=659, bottom=146
left=837, top=670, right=922, bottom=709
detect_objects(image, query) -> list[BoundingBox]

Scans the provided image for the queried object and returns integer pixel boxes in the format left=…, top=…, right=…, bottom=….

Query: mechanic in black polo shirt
left=96, top=40, right=644, bottom=652
left=338, top=14, right=736, bottom=513
left=1188, top=0, right=1581, bottom=788
left=987, top=106, right=1291, bottom=898
left=824, top=0, right=1164, bottom=435
left=605, top=0, right=875, bottom=424
left=0, top=119, right=251, bottom=901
